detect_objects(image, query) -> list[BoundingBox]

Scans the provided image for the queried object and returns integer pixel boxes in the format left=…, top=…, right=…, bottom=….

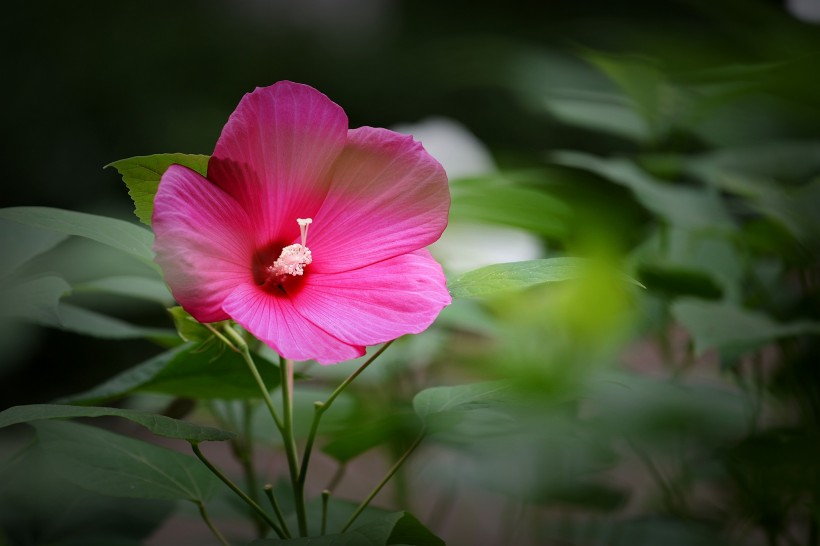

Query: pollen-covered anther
left=267, top=218, right=314, bottom=280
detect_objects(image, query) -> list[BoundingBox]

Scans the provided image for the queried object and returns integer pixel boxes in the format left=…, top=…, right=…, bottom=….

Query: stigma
left=267, top=218, right=313, bottom=280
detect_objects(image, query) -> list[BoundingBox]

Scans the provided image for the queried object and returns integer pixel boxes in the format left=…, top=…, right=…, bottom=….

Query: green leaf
left=43, top=303, right=177, bottom=342
left=322, top=412, right=421, bottom=463
left=167, top=306, right=213, bottom=342
left=0, top=207, right=158, bottom=271
left=672, top=299, right=820, bottom=356
left=107, top=154, right=209, bottom=226
left=73, top=276, right=173, bottom=305
left=447, top=257, right=587, bottom=298
left=583, top=51, right=693, bottom=141
left=551, top=152, right=734, bottom=231
left=0, top=403, right=235, bottom=442
left=57, top=342, right=281, bottom=404
left=250, top=511, right=443, bottom=546
left=636, top=264, right=723, bottom=300
left=0, top=218, right=68, bottom=278
left=413, top=381, right=514, bottom=420
left=544, top=92, right=649, bottom=141
left=34, top=420, right=219, bottom=501
left=449, top=175, right=570, bottom=239
left=0, top=275, right=71, bottom=324
left=0, top=445, right=173, bottom=546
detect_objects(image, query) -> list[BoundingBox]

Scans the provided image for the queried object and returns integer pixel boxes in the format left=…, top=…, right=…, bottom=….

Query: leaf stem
left=196, top=500, right=232, bottom=546
left=299, top=341, right=395, bottom=487
left=321, top=489, right=331, bottom=535
left=340, top=429, right=425, bottom=532
left=191, top=443, right=286, bottom=539
left=263, top=484, right=292, bottom=538
left=279, top=355, right=307, bottom=536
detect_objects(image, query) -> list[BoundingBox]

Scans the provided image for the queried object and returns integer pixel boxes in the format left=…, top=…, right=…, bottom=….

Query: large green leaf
left=0, top=403, right=234, bottom=442
left=446, top=257, right=587, bottom=298
left=544, top=92, right=648, bottom=141
left=449, top=175, right=570, bottom=239
left=0, top=207, right=158, bottom=271
left=57, top=342, right=281, bottom=404
left=583, top=51, right=694, bottom=142
left=42, top=303, right=177, bottom=342
left=551, top=152, right=734, bottom=231
left=0, top=218, right=68, bottom=279
left=107, top=153, right=209, bottom=227
left=34, top=420, right=219, bottom=502
left=0, top=445, right=173, bottom=546
left=0, top=275, right=71, bottom=325
left=322, top=412, right=421, bottom=463
left=72, top=276, right=173, bottom=305
left=413, top=381, right=514, bottom=420
left=672, top=299, right=820, bottom=356
left=250, top=511, right=443, bottom=546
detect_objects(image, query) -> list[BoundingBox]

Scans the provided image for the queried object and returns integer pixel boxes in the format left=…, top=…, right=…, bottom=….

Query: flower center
left=266, top=218, right=313, bottom=283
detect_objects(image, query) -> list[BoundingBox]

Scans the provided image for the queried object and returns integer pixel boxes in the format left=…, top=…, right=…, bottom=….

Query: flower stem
left=196, top=500, right=232, bottom=546
left=263, top=484, right=292, bottom=538
left=222, top=325, right=285, bottom=434
left=280, top=356, right=307, bottom=536
left=340, top=430, right=425, bottom=533
left=191, top=443, right=286, bottom=539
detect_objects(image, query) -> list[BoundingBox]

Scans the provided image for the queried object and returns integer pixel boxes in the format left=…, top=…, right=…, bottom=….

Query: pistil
left=266, top=218, right=313, bottom=282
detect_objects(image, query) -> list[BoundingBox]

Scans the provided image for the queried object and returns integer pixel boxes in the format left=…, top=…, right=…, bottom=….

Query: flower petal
left=291, top=249, right=451, bottom=346
left=308, top=127, right=450, bottom=274
left=152, top=165, right=254, bottom=323
left=209, top=81, right=349, bottom=243
left=222, top=283, right=365, bottom=364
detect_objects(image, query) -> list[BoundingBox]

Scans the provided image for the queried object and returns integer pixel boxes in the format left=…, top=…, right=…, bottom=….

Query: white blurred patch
left=786, top=0, right=820, bottom=23
left=392, top=117, right=542, bottom=275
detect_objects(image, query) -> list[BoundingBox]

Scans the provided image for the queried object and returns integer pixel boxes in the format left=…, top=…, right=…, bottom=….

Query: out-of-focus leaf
left=545, top=93, right=648, bottom=141
left=509, top=48, right=648, bottom=140
left=0, top=219, right=68, bottom=278
left=587, top=372, right=749, bottom=444
left=251, top=511, right=444, bottom=546
left=687, top=140, right=820, bottom=184
left=552, top=152, right=734, bottom=231
left=0, top=275, right=71, bottom=324
left=56, top=341, right=281, bottom=404
left=541, top=516, right=727, bottom=546
left=34, top=421, right=219, bottom=501
left=0, top=445, right=173, bottom=546
left=637, top=265, right=723, bottom=300
left=0, top=403, right=235, bottom=442
left=447, top=257, right=587, bottom=298
left=413, top=381, right=514, bottom=420
left=631, top=227, right=744, bottom=302
left=107, top=154, right=209, bottom=227
left=322, top=412, right=421, bottom=463
left=584, top=51, right=694, bottom=141
left=672, top=299, right=820, bottom=356
left=41, top=303, right=177, bottom=342
left=687, top=146, right=820, bottom=244
left=0, top=207, right=158, bottom=271
left=449, top=175, right=570, bottom=239
left=73, top=276, right=173, bottom=305
left=725, top=427, right=820, bottom=507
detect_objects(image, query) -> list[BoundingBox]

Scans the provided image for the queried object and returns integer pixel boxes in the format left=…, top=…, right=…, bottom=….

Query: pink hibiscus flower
left=152, top=81, right=451, bottom=364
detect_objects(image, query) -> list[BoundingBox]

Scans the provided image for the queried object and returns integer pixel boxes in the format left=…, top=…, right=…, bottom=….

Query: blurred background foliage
left=1, top=0, right=819, bottom=545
